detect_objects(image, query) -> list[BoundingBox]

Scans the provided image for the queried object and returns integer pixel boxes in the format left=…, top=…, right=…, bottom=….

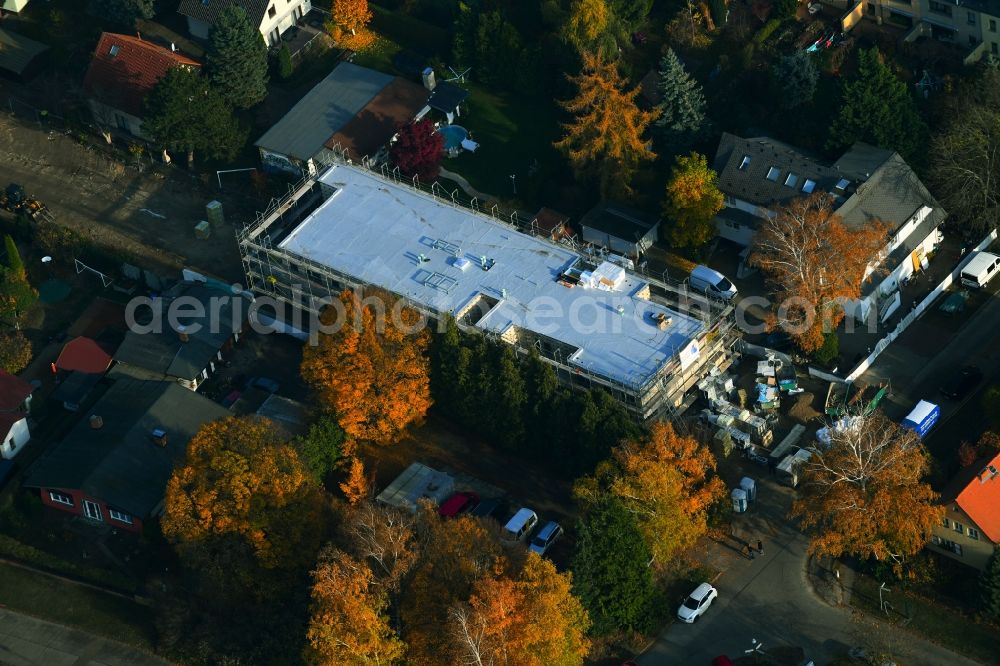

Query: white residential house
left=712, top=133, right=946, bottom=324
left=177, top=0, right=312, bottom=46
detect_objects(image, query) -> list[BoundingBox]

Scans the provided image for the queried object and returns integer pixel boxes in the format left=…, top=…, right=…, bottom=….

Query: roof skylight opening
left=739, top=155, right=751, bottom=170
left=765, top=167, right=780, bottom=182
left=835, top=177, right=850, bottom=192
left=802, top=179, right=817, bottom=193
left=109, top=45, right=120, bottom=56
left=784, top=172, right=799, bottom=188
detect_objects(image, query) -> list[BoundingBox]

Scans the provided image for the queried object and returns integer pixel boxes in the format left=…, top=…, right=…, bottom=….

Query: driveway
left=0, top=608, right=171, bottom=666
left=638, top=480, right=984, bottom=666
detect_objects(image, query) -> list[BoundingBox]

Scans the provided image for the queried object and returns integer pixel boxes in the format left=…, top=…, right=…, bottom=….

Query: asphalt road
left=637, top=483, right=984, bottom=666
left=0, top=608, right=171, bottom=666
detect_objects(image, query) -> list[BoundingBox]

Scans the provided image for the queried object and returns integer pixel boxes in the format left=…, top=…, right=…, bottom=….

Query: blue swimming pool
left=438, top=125, right=468, bottom=151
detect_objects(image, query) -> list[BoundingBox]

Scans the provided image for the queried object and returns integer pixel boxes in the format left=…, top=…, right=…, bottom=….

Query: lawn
left=0, top=562, right=156, bottom=648
left=445, top=83, right=563, bottom=209
left=850, top=569, right=1000, bottom=664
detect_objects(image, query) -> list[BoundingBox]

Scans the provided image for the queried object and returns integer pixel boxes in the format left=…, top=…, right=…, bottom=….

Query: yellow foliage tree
left=663, top=152, right=724, bottom=248
left=575, top=421, right=726, bottom=564
left=340, top=457, right=369, bottom=505
left=450, top=553, right=591, bottom=666
left=790, top=413, right=943, bottom=565
left=554, top=52, right=659, bottom=199
left=162, top=416, right=325, bottom=589
left=304, top=546, right=406, bottom=665
left=301, top=289, right=432, bottom=445
left=0, top=331, right=32, bottom=373
left=328, top=0, right=375, bottom=51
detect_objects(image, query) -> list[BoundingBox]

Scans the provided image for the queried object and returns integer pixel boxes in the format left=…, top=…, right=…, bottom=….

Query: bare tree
left=345, top=501, right=417, bottom=592
left=790, top=412, right=942, bottom=564
left=930, top=100, right=1000, bottom=234
left=448, top=604, right=492, bottom=666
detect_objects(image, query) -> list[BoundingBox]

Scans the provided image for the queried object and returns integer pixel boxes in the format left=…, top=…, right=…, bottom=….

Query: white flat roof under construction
left=278, top=164, right=704, bottom=389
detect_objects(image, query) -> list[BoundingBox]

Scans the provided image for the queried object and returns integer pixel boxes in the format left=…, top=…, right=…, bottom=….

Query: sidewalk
left=0, top=607, right=171, bottom=666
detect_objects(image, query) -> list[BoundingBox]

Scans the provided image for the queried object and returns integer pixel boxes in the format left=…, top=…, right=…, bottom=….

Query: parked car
left=221, top=389, right=242, bottom=408
left=250, top=377, right=280, bottom=393
left=940, top=366, right=983, bottom=399
left=677, top=582, right=718, bottom=623
left=470, top=497, right=508, bottom=521
left=689, top=265, right=738, bottom=301
left=438, top=491, right=480, bottom=518
left=502, top=507, right=538, bottom=543
left=528, top=521, right=563, bottom=556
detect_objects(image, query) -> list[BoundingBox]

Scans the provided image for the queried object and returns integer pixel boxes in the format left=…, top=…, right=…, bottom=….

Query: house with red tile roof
left=930, top=451, right=1000, bottom=570
left=82, top=32, right=200, bottom=139
left=0, top=370, right=33, bottom=460
left=55, top=337, right=115, bottom=375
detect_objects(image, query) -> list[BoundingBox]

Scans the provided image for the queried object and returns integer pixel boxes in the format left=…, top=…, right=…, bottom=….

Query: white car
left=677, top=583, right=718, bottom=623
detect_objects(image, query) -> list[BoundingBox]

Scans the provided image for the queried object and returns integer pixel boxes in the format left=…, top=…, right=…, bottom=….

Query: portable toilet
left=731, top=488, right=748, bottom=513
left=739, top=476, right=757, bottom=502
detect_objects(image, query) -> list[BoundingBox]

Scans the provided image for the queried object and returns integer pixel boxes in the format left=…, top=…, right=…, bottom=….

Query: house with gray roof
left=113, top=280, right=251, bottom=390
left=177, top=0, right=310, bottom=46
left=24, top=378, right=229, bottom=532
left=578, top=202, right=659, bottom=260
left=713, top=132, right=946, bottom=323
left=255, top=62, right=431, bottom=174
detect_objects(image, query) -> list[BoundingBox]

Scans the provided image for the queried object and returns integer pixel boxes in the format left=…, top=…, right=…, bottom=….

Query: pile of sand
left=788, top=392, right=821, bottom=423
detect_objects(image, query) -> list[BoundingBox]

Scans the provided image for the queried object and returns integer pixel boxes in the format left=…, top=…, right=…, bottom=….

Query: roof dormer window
left=739, top=155, right=751, bottom=170
left=802, top=179, right=816, bottom=193
left=765, top=166, right=780, bottom=182
left=784, top=173, right=799, bottom=188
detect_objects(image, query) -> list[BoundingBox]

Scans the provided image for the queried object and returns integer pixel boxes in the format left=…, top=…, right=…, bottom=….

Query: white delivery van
left=960, top=251, right=1000, bottom=289
left=689, top=265, right=738, bottom=301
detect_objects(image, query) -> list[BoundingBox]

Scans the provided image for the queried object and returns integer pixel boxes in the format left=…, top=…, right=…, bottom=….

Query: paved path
left=0, top=608, right=171, bottom=666
left=438, top=167, right=493, bottom=201
left=638, top=482, right=983, bottom=666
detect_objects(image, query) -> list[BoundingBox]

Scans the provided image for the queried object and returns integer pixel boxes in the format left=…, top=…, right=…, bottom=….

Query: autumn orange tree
left=328, top=0, right=375, bottom=51
left=790, top=412, right=943, bottom=567
left=301, top=288, right=432, bottom=445
left=554, top=52, right=659, bottom=199
left=663, top=152, right=724, bottom=248
left=449, top=553, right=591, bottom=666
left=340, top=457, right=369, bottom=505
left=162, top=416, right=326, bottom=593
left=304, top=545, right=406, bottom=665
left=400, top=503, right=503, bottom=665
left=575, top=421, right=725, bottom=565
left=749, top=192, right=890, bottom=353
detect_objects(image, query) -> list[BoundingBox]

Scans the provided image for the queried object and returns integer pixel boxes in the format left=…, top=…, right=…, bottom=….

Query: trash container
left=731, top=488, right=748, bottom=513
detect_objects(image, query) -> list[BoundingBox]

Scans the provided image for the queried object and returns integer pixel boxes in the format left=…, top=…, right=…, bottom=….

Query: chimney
left=136, top=31, right=141, bottom=40
left=177, top=324, right=189, bottom=343
left=422, top=67, right=436, bottom=91
left=151, top=428, right=168, bottom=447
left=170, top=42, right=177, bottom=53
left=90, top=414, right=103, bottom=429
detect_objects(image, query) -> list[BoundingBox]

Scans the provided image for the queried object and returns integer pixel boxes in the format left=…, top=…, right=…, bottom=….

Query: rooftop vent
left=151, top=428, right=168, bottom=447
left=177, top=325, right=190, bottom=343
left=766, top=167, right=780, bottom=182
left=89, top=414, right=103, bottom=429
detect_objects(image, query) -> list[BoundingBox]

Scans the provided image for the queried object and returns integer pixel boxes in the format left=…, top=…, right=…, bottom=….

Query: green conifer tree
left=207, top=5, right=270, bottom=109
left=655, top=48, right=707, bottom=148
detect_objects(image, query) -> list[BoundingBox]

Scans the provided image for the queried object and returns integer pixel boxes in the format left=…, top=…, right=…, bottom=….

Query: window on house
left=109, top=509, right=133, bottom=525
left=991, top=19, right=997, bottom=31
left=929, top=1, right=952, bottom=15
left=784, top=173, right=799, bottom=188
left=953, top=521, right=965, bottom=533
left=971, top=35, right=979, bottom=45
left=802, top=179, right=817, bottom=193
left=739, top=155, right=751, bottom=170
left=969, top=11, right=976, bottom=24
left=48, top=491, right=73, bottom=506
left=766, top=167, right=781, bottom=182
left=268, top=6, right=277, bottom=18
left=953, top=542, right=964, bottom=556
left=994, top=42, right=999, bottom=55
left=969, top=527, right=980, bottom=540
left=942, top=517, right=951, bottom=528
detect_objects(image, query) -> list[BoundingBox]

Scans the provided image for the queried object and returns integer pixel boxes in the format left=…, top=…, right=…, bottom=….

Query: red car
left=438, top=491, right=480, bottom=518
left=712, top=657, right=734, bottom=666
